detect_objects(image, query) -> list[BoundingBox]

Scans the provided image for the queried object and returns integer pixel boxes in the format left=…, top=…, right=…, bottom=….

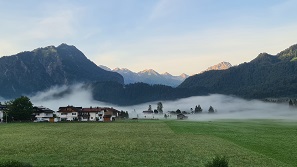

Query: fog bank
left=18, top=85, right=297, bottom=121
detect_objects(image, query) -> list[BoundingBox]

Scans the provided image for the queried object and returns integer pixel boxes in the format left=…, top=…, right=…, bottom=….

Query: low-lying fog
left=10, top=84, right=297, bottom=121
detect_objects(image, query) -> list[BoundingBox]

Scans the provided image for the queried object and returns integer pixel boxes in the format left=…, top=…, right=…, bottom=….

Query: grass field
left=0, top=120, right=297, bottom=167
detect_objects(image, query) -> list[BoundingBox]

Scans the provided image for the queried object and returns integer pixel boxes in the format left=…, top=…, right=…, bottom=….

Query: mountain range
left=99, top=66, right=189, bottom=87
left=99, top=62, right=232, bottom=87
left=0, top=43, right=296, bottom=105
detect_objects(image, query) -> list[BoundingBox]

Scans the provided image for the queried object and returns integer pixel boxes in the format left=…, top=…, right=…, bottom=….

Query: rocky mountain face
left=179, top=44, right=297, bottom=99
left=0, top=44, right=123, bottom=98
left=112, top=68, right=188, bottom=87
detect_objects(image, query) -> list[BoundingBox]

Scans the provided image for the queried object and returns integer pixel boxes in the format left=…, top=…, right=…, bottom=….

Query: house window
left=91, top=117, right=93, bottom=119
left=61, top=113, right=67, bottom=115
left=72, top=113, right=76, bottom=115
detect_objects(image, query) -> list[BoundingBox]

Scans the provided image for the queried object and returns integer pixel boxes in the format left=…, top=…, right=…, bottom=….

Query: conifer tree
left=208, top=106, right=215, bottom=113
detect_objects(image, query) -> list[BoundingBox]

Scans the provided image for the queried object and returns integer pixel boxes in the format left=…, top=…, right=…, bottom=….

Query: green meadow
left=0, top=120, right=297, bottom=167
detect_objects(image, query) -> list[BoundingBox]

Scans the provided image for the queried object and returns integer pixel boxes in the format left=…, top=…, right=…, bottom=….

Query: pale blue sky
left=0, top=0, right=297, bottom=75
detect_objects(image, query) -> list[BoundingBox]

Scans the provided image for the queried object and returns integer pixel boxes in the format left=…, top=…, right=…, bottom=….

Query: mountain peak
left=277, top=43, right=297, bottom=61
left=139, top=69, right=159, bottom=75
left=162, top=72, right=172, bottom=76
left=0, top=44, right=124, bottom=98
left=180, top=73, right=189, bottom=79
left=204, top=62, right=232, bottom=72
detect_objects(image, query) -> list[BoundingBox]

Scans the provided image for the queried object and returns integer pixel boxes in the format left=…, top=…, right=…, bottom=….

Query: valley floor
left=0, top=120, right=296, bottom=166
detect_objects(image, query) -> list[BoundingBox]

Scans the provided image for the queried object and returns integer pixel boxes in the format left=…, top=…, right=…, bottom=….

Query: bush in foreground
left=205, top=155, right=229, bottom=167
left=0, top=160, right=33, bottom=167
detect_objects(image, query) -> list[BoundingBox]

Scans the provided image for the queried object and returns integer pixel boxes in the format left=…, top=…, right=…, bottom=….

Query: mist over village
left=1, top=0, right=297, bottom=167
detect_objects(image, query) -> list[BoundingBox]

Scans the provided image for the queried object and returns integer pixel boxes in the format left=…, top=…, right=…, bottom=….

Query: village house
left=100, top=107, right=119, bottom=122
left=177, top=113, right=188, bottom=120
left=142, top=110, right=154, bottom=119
left=58, top=106, right=82, bottom=121
left=80, top=107, right=102, bottom=121
left=33, top=106, right=56, bottom=123
left=79, top=107, right=119, bottom=122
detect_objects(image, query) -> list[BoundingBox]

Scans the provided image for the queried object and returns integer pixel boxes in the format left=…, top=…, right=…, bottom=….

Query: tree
left=7, top=96, right=33, bottom=121
left=164, top=114, right=168, bottom=119
left=195, top=105, right=203, bottom=113
left=289, top=99, right=293, bottom=107
left=176, top=109, right=181, bottom=114
left=125, top=111, right=129, bottom=118
left=289, top=99, right=294, bottom=108
left=157, top=102, right=163, bottom=114
left=208, top=106, right=215, bottom=113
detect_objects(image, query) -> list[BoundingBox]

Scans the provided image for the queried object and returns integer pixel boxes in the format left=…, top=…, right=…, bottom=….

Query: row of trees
left=169, top=105, right=216, bottom=114
left=191, top=105, right=215, bottom=113
left=145, top=102, right=216, bottom=115
left=147, top=102, right=163, bottom=114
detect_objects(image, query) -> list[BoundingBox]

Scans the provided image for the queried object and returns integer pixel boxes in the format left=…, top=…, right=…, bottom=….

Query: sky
left=0, top=0, right=297, bottom=75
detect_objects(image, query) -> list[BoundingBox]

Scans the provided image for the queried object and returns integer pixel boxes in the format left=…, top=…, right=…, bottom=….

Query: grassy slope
left=0, top=120, right=295, bottom=166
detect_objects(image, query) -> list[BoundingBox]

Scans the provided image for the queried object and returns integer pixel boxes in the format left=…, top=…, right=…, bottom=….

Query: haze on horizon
left=1, top=0, right=297, bottom=75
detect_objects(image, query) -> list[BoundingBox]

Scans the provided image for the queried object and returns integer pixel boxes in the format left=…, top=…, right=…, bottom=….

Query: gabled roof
left=58, top=106, right=82, bottom=112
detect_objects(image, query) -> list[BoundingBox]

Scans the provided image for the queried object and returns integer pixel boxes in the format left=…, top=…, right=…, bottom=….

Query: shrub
left=205, top=155, right=229, bottom=167
left=0, top=160, right=33, bottom=167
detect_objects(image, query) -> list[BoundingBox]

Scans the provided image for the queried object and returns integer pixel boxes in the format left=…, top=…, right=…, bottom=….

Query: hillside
left=179, top=44, right=297, bottom=98
left=0, top=44, right=123, bottom=98
left=91, top=81, right=204, bottom=105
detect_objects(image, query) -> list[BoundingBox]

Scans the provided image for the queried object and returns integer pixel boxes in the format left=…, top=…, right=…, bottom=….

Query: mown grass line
left=166, top=120, right=297, bottom=166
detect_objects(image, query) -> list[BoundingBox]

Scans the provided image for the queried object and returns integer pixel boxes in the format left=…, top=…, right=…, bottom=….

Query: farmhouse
left=33, top=106, right=56, bottom=122
left=100, top=107, right=119, bottom=122
left=58, top=106, right=82, bottom=121
left=80, top=107, right=119, bottom=122
left=80, top=107, right=102, bottom=121
left=177, top=113, right=188, bottom=120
